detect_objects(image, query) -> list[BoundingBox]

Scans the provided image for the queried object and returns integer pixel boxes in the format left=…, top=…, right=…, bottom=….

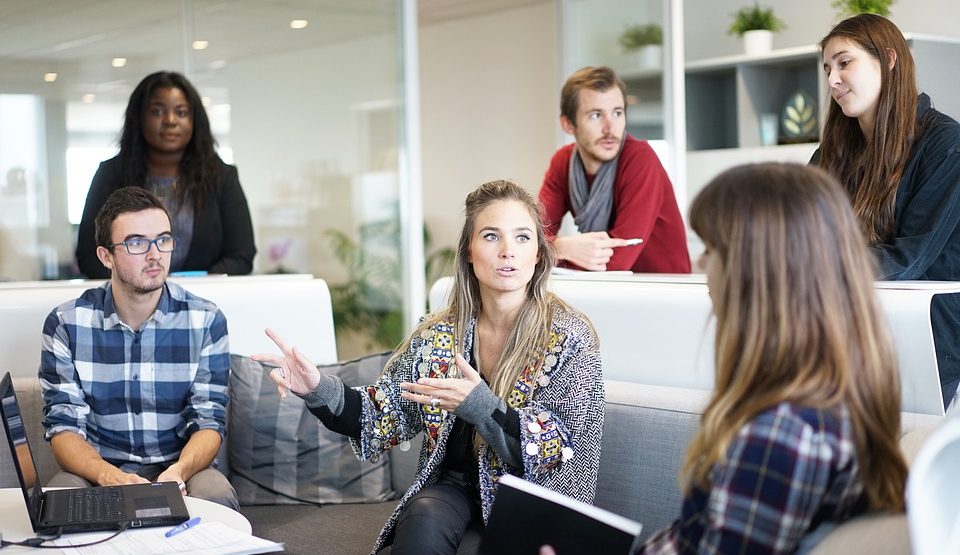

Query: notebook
left=0, top=372, right=190, bottom=534
left=479, top=474, right=643, bottom=555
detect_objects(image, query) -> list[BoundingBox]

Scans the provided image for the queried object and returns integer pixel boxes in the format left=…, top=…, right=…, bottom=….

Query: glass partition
left=0, top=0, right=414, bottom=357
left=560, top=0, right=669, bottom=155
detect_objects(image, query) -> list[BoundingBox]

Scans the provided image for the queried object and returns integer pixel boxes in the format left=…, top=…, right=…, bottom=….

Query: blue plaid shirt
left=39, top=281, right=229, bottom=470
left=641, top=403, right=867, bottom=554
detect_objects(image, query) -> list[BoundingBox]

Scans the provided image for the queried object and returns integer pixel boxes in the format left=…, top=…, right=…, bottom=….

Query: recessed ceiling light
left=201, top=96, right=211, bottom=107
left=192, top=40, right=209, bottom=50
left=111, top=57, right=127, bottom=68
left=43, top=72, right=57, bottom=82
left=82, top=94, right=96, bottom=103
left=290, top=19, right=308, bottom=29
left=209, top=59, right=227, bottom=70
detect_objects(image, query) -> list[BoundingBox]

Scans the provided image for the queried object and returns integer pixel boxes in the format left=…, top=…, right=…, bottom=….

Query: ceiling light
left=290, top=19, right=308, bottom=29
left=82, top=94, right=96, bottom=103
left=43, top=72, right=57, bottom=82
left=209, top=59, right=227, bottom=70
left=111, top=57, right=127, bottom=68
left=192, top=40, right=209, bottom=50
left=201, top=96, right=211, bottom=107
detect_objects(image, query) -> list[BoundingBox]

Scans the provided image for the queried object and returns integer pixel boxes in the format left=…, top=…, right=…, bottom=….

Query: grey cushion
left=596, top=396, right=700, bottom=541
left=228, top=352, right=395, bottom=505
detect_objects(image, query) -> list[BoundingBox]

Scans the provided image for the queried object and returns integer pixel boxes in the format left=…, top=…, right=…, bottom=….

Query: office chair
left=907, top=418, right=960, bottom=555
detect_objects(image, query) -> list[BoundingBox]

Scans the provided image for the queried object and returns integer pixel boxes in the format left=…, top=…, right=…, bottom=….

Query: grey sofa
left=2, top=377, right=913, bottom=554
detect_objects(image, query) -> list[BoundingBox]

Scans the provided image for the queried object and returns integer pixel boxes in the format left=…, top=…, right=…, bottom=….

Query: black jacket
left=814, top=93, right=960, bottom=406
left=76, top=156, right=256, bottom=278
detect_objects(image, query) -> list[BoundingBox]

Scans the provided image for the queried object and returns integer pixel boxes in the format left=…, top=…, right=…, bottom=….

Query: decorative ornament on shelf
left=618, top=23, right=663, bottom=70
left=728, top=2, right=785, bottom=56
left=832, top=0, right=895, bottom=18
left=780, top=90, right=819, bottom=144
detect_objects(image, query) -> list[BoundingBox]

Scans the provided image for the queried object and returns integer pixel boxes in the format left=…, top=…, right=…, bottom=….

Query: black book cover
left=479, top=474, right=642, bottom=555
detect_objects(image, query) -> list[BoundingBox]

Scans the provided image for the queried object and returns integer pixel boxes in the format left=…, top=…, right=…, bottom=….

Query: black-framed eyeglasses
left=107, top=235, right=176, bottom=255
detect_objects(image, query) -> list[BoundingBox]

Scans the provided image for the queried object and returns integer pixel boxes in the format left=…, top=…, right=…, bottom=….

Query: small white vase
left=742, top=29, right=773, bottom=56
left=633, top=45, right=662, bottom=69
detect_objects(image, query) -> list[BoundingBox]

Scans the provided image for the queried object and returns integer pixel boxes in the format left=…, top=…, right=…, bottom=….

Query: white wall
left=226, top=32, right=401, bottom=278
left=418, top=2, right=559, bottom=250
left=685, top=0, right=960, bottom=61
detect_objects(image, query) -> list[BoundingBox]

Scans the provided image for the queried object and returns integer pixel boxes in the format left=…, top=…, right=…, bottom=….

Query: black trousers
left=386, top=475, right=484, bottom=555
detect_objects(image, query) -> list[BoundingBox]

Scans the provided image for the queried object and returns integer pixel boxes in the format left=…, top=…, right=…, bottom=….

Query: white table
left=0, top=488, right=251, bottom=553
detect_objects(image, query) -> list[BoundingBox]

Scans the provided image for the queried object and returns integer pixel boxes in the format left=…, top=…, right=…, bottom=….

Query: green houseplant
left=728, top=2, right=785, bottom=55
left=833, top=0, right=895, bottom=18
left=325, top=220, right=454, bottom=354
left=728, top=3, right=786, bottom=35
left=619, top=24, right=663, bottom=51
left=619, top=23, right=664, bottom=69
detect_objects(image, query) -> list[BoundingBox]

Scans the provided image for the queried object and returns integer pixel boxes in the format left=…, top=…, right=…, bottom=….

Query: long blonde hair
left=685, top=163, right=906, bottom=511
left=391, top=179, right=560, bottom=400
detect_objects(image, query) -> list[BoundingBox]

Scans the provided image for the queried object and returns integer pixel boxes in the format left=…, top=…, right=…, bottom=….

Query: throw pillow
left=228, top=351, right=395, bottom=505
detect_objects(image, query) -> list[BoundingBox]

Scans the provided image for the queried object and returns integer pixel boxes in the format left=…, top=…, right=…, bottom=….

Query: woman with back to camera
left=813, top=13, right=960, bottom=407
left=257, top=179, right=604, bottom=555
left=636, top=163, right=907, bottom=553
left=76, top=71, right=255, bottom=278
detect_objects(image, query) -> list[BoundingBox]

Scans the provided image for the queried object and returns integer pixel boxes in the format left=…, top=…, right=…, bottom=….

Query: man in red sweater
left=539, top=66, right=690, bottom=273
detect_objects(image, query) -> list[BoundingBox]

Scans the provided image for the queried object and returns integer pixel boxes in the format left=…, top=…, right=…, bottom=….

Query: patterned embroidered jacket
left=350, top=300, right=604, bottom=554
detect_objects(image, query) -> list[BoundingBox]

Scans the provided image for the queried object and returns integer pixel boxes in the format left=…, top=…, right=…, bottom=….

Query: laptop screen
left=0, top=373, right=44, bottom=525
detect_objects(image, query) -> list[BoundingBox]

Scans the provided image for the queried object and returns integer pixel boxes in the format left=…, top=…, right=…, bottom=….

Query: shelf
left=685, top=46, right=823, bottom=151
left=621, top=68, right=665, bottom=140
left=686, top=44, right=819, bottom=72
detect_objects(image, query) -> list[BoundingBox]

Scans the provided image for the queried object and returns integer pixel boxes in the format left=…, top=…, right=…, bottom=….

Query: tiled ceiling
left=0, top=0, right=548, bottom=102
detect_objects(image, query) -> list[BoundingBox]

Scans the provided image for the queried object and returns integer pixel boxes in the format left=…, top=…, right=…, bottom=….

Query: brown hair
left=560, top=66, right=627, bottom=123
left=95, top=187, right=170, bottom=247
left=686, top=163, right=906, bottom=511
left=816, top=14, right=917, bottom=244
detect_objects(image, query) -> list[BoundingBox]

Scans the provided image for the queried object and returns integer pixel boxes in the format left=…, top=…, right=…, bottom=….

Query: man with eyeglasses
left=38, top=187, right=238, bottom=510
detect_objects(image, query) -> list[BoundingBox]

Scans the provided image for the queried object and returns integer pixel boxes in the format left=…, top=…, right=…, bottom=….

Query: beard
left=113, top=262, right=167, bottom=295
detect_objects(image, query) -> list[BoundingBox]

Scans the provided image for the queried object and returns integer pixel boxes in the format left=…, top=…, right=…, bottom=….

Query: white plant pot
left=633, top=45, right=662, bottom=69
left=743, top=29, right=773, bottom=56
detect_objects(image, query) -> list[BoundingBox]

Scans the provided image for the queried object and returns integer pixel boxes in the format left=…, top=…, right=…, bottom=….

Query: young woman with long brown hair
left=813, top=13, right=960, bottom=407
left=639, top=163, right=907, bottom=553
left=257, top=180, right=604, bottom=555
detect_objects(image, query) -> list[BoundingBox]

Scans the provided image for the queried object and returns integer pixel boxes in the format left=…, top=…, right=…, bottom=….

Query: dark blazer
left=76, top=156, right=256, bottom=278
left=812, top=93, right=960, bottom=406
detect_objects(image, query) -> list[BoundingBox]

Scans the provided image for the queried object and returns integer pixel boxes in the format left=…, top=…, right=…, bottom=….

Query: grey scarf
left=568, top=141, right=623, bottom=233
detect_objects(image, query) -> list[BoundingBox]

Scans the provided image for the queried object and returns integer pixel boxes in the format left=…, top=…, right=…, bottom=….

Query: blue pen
left=165, top=516, right=201, bottom=537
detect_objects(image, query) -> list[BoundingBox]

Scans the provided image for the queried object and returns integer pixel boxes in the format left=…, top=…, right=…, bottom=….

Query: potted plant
left=728, top=2, right=785, bottom=56
left=325, top=220, right=454, bottom=354
left=832, top=0, right=895, bottom=18
left=619, top=23, right=663, bottom=69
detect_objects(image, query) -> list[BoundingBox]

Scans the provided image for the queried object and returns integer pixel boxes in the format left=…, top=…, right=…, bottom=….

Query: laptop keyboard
left=66, top=487, right=125, bottom=522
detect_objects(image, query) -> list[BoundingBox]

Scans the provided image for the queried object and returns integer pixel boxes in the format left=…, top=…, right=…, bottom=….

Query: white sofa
left=0, top=273, right=938, bottom=553
left=0, top=274, right=338, bottom=379
left=431, top=274, right=955, bottom=424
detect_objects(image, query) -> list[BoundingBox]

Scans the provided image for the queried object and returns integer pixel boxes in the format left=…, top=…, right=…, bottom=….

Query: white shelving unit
left=620, top=67, right=665, bottom=140
left=685, top=44, right=823, bottom=151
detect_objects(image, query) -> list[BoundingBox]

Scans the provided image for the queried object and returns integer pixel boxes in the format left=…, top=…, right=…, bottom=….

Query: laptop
left=0, top=372, right=190, bottom=534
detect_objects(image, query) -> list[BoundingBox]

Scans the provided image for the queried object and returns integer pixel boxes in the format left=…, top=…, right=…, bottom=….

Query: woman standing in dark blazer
left=76, top=71, right=255, bottom=278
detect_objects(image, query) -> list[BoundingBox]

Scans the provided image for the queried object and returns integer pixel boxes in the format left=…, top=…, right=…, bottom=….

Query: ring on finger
left=430, top=397, right=439, bottom=408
